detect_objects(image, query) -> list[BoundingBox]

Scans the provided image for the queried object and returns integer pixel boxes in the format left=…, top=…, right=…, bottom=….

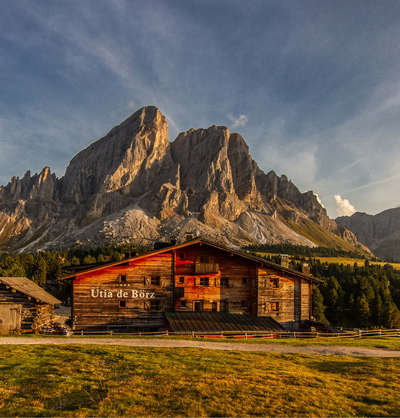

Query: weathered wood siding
left=0, top=304, right=21, bottom=334
left=0, top=283, right=55, bottom=333
left=174, top=244, right=257, bottom=314
left=257, top=266, right=310, bottom=323
left=72, top=253, right=173, bottom=330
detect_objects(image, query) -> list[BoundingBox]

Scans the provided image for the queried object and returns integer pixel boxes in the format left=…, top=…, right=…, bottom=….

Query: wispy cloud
left=227, top=114, right=249, bottom=129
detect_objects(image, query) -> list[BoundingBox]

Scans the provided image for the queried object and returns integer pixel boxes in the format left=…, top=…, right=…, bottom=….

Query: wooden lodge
left=60, top=238, right=322, bottom=333
left=0, top=277, right=61, bottom=334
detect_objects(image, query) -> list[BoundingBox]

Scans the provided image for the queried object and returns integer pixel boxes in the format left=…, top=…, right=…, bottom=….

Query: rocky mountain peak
left=0, top=106, right=367, bottom=253
left=60, top=106, right=170, bottom=216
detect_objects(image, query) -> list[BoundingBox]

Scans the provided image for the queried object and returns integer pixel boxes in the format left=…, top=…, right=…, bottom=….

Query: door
left=193, top=301, right=203, bottom=312
left=0, top=304, right=22, bottom=334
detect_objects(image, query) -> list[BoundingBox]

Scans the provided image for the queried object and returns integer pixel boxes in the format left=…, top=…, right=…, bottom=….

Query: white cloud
left=334, top=195, right=357, bottom=217
left=227, top=114, right=249, bottom=129
left=127, top=101, right=136, bottom=109
left=314, top=193, right=325, bottom=208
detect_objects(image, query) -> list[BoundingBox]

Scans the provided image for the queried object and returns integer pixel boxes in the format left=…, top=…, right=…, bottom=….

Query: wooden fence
left=72, top=328, right=400, bottom=339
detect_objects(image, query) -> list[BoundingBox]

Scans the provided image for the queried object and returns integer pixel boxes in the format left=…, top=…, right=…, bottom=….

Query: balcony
left=194, top=263, right=219, bottom=274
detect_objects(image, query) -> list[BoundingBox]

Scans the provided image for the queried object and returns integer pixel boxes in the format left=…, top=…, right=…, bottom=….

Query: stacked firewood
left=30, top=304, right=55, bottom=332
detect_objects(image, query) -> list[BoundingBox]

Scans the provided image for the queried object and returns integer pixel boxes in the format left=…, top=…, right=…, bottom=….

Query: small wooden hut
left=0, top=277, right=61, bottom=334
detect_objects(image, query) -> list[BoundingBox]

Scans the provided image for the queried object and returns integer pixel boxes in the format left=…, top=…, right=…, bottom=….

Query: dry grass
left=1, top=345, right=400, bottom=417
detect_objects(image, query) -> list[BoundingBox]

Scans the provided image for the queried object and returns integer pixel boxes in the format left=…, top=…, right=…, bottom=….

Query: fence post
left=294, top=332, right=297, bottom=339
left=245, top=331, right=247, bottom=339
left=166, top=330, right=169, bottom=336
left=81, top=330, right=83, bottom=336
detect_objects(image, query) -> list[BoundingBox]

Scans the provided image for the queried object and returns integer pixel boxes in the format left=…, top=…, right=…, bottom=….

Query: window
left=178, top=276, right=185, bottom=284
left=150, top=300, right=160, bottom=311
left=180, top=300, right=187, bottom=309
left=220, top=277, right=229, bottom=287
left=270, top=302, right=279, bottom=312
left=119, top=300, right=126, bottom=308
left=178, top=253, right=185, bottom=260
left=199, top=277, right=209, bottom=286
left=151, top=276, right=161, bottom=286
left=200, top=254, right=210, bottom=263
left=270, top=278, right=280, bottom=288
left=119, top=275, right=127, bottom=283
left=242, top=277, right=248, bottom=286
left=175, top=287, right=185, bottom=298
left=241, top=300, right=248, bottom=309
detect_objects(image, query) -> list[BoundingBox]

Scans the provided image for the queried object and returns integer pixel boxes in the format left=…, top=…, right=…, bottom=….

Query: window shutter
left=209, top=278, right=214, bottom=286
left=215, top=278, right=220, bottom=286
left=161, top=278, right=165, bottom=287
left=278, top=302, right=284, bottom=312
left=144, top=301, right=150, bottom=311
left=144, top=277, right=151, bottom=286
left=195, top=277, right=200, bottom=286
left=278, top=279, right=284, bottom=288
left=229, top=280, right=234, bottom=288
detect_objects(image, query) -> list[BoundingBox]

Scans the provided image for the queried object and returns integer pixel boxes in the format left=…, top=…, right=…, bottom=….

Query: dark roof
left=0, top=277, right=61, bottom=305
left=59, top=237, right=322, bottom=283
left=165, top=312, right=287, bottom=333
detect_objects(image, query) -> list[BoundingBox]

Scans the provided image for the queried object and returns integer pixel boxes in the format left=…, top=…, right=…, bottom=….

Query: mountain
left=0, top=106, right=366, bottom=253
left=336, top=208, right=400, bottom=261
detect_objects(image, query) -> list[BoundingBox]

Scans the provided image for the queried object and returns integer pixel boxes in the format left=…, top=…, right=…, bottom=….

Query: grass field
left=256, top=253, right=400, bottom=269
left=1, top=344, right=400, bottom=417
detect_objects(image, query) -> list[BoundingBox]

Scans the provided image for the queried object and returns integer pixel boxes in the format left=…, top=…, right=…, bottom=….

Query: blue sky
left=1, top=0, right=400, bottom=218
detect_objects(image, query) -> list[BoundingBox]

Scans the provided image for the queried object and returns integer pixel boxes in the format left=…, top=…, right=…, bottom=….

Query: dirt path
left=1, top=337, right=400, bottom=357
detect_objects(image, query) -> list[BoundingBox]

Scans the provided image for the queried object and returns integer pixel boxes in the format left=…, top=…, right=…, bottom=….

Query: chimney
left=301, top=263, right=310, bottom=275
left=185, top=232, right=194, bottom=241
left=170, top=236, right=177, bottom=246
left=280, top=254, right=289, bottom=268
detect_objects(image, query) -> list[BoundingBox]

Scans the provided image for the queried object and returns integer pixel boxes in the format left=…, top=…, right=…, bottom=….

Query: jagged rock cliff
left=0, top=106, right=365, bottom=252
left=336, top=208, right=400, bottom=260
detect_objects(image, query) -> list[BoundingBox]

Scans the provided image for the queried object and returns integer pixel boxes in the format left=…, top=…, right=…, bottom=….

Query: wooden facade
left=60, top=238, right=322, bottom=332
left=0, top=277, right=61, bottom=334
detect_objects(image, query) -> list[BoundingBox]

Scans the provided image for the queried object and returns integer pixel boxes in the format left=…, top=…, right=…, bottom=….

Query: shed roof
left=59, top=237, right=322, bottom=283
left=0, top=277, right=61, bottom=305
left=165, top=312, right=287, bottom=333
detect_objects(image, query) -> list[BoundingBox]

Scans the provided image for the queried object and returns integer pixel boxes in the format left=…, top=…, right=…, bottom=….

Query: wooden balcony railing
left=194, top=263, right=219, bottom=274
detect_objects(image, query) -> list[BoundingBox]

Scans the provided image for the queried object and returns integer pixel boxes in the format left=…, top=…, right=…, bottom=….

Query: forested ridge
left=1, top=243, right=400, bottom=329
left=0, top=244, right=149, bottom=285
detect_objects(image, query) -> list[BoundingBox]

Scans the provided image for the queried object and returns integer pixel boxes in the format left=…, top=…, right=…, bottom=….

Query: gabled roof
left=59, top=238, right=322, bottom=283
left=0, top=277, right=61, bottom=305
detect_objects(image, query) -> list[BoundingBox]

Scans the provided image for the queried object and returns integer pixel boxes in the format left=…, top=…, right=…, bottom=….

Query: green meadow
left=1, top=343, right=400, bottom=417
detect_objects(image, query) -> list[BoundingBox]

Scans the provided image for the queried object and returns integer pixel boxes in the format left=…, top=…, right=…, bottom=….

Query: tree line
left=0, top=244, right=151, bottom=285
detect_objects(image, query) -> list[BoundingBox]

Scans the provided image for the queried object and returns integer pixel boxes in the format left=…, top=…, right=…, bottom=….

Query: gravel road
left=1, top=337, right=400, bottom=357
